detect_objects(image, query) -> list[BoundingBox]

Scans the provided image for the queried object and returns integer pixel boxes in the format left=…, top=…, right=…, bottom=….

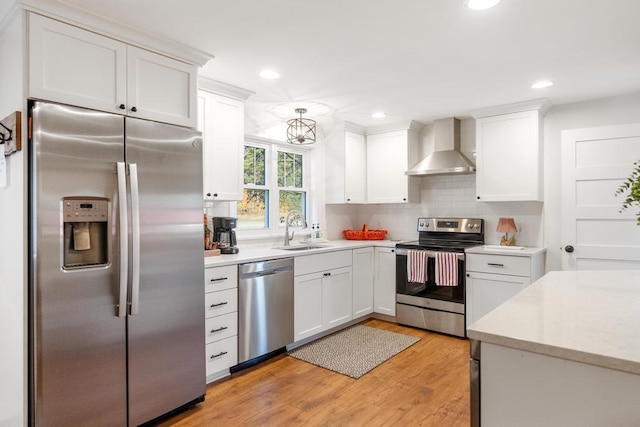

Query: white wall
left=0, top=7, right=26, bottom=427
left=543, top=92, right=640, bottom=271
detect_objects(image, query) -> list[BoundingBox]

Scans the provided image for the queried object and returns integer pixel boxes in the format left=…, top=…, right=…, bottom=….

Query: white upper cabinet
left=471, top=99, right=551, bottom=202
left=366, top=122, right=421, bottom=204
left=325, top=126, right=367, bottom=204
left=126, top=46, right=196, bottom=127
left=197, top=79, right=253, bottom=201
left=28, top=13, right=197, bottom=128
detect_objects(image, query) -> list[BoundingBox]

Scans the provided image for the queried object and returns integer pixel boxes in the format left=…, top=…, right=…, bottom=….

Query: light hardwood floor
left=158, top=319, right=471, bottom=426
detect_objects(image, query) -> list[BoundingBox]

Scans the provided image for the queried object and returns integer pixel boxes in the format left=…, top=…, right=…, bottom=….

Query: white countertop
left=467, top=270, right=640, bottom=375
left=466, top=245, right=546, bottom=257
left=204, top=239, right=399, bottom=267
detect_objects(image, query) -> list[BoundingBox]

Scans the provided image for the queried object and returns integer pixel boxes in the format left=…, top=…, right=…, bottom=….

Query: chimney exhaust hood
left=405, top=117, right=475, bottom=176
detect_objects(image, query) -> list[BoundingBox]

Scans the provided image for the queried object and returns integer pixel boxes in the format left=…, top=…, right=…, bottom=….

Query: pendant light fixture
left=286, top=108, right=316, bottom=145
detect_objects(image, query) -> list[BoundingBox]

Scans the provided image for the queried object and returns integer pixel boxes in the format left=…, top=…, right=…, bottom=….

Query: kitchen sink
left=272, top=244, right=330, bottom=251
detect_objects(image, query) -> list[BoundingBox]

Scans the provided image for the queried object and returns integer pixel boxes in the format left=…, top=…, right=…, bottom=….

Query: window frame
left=233, top=135, right=313, bottom=239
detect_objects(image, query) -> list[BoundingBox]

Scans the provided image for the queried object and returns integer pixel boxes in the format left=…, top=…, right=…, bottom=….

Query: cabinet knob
left=131, top=106, right=138, bottom=113
left=477, top=196, right=481, bottom=200
left=118, top=104, right=125, bottom=110
left=346, top=198, right=351, bottom=202
left=213, top=193, right=218, bottom=197
left=206, top=192, right=212, bottom=197
left=564, top=245, right=575, bottom=253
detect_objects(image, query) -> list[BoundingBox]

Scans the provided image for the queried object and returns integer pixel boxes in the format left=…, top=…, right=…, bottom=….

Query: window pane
left=279, top=191, right=306, bottom=226
left=244, top=146, right=266, bottom=185
left=278, top=151, right=303, bottom=188
left=237, top=189, right=269, bottom=229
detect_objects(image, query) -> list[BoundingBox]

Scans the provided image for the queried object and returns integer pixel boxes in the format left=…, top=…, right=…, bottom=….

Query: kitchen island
left=467, top=270, right=640, bottom=427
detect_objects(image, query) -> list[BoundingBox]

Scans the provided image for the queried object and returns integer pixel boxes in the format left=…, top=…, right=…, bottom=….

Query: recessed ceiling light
left=259, top=69, right=280, bottom=79
left=531, top=80, right=554, bottom=89
left=372, top=112, right=387, bottom=119
left=465, top=0, right=500, bottom=10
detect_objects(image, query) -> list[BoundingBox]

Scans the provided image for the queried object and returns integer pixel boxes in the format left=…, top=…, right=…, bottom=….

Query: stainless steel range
left=395, top=217, right=484, bottom=338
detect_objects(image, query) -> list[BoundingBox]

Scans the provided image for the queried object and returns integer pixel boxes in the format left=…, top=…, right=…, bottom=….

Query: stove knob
left=467, top=223, right=473, bottom=229
left=475, top=224, right=481, bottom=229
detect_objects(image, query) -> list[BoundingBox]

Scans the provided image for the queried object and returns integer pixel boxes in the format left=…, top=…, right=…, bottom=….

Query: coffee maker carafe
left=212, top=217, right=239, bottom=254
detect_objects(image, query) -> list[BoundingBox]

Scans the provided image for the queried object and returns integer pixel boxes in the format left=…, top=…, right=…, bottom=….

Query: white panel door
left=293, top=273, right=323, bottom=341
left=28, top=13, right=127, bottom=113
left=374, top=247, right=396, bottom=316
left=322, top=267, right=353, bottom=329
left=561, top=123, right=640, bottom=270
left=352, top=248, right=374, bottom=317
left=199, top=91, right=244, bottom=201
left=127, top=46, right=197, bottom=128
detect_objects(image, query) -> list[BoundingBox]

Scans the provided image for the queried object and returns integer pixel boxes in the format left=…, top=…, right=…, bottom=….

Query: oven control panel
left=417, top=217, right=483, bottom=233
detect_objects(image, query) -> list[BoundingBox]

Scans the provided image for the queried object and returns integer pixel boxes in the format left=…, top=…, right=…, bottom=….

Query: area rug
left=288, top=325, right=420, bottom=379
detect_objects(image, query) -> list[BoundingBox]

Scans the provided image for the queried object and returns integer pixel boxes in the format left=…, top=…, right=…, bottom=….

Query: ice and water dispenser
left=62, top=197, right=109, bottom=269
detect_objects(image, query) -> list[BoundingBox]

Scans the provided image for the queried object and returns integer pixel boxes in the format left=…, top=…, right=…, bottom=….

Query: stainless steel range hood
left=406, top=117, right=475, bottom=176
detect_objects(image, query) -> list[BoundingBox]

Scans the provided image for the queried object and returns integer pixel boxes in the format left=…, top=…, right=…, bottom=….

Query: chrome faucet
left=283, top=209, right=307, bottom=246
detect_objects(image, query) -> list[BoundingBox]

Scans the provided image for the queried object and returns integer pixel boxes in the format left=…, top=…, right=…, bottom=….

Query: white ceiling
left=58, top=0, right=640, bottom=137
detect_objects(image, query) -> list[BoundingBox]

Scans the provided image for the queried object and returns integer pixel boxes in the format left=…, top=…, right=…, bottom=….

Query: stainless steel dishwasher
left=237, top=257, right=294, bottom=365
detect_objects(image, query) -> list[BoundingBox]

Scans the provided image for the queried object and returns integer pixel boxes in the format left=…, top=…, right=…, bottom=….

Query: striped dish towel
left=407, top=250, right=429, bottom=283
left=435, top=252, right=458, bottom=286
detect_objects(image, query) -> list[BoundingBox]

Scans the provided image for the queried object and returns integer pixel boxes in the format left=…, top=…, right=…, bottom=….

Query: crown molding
left=198, top=76, right=254, bottom=101
left=17, top=0, right=214, bottom=66
left=344, top=121, right=365, bottom=134
left=469, top=98, right=552, bottom=119
left=365, top=119, right=424, bottom=136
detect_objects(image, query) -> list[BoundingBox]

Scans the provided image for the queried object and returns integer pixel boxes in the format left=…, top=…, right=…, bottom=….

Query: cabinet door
left=28, top=13, right=127, bottom=114
left=352, top=247, right=374, bottom=317
left=294, top=272, right=324, bottom=341
left=198, top=91, right=244, bottom=201
left=322, top=266, right=353, bottom=329
left=344, top=131, right=367, bottom=203
left=374, top=247, right=396, bottom=315
left=127, top=46, right=197, bottom=128
left=367, top=131, right=411, bottom=203
left=466, top=271, right=530, bottom=328
left=475, top=110, right=541, bottom=201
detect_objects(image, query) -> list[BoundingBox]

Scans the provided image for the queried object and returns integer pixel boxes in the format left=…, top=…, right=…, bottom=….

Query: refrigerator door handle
left=116, top=162, right=129, bottom=318
left=129, top=163, right=141, bottom=315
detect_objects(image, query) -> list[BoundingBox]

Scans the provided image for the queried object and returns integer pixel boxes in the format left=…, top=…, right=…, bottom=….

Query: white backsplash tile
left=326, top=174, right=544, bottom=247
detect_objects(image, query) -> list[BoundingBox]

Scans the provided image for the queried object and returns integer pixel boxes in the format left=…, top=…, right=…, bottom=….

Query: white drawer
left=466, top=253, right=531, bottom=277
left=205, top=265, right=238, bottom=293
left=205, top=288, right=238, bottom=318
left=205, top=312, right=238, bottom=344
left=294, top=249, right=352, bottom=276
left=205, top=336, right=238, bottom=376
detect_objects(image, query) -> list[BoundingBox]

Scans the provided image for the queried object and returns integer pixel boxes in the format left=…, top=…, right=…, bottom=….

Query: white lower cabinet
left=204, top=264, right=238, bottom=382
left=374, top=247, right=396, bottom=316
left=465, top=248, right=545, bottom=328
left=352, top=247, right=374, bottom=317
left=294, top=250, right=353, bottom=342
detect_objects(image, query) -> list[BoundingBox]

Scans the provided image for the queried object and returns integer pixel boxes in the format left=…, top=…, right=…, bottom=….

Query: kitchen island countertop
left=467, top=270, right=640, bottom=375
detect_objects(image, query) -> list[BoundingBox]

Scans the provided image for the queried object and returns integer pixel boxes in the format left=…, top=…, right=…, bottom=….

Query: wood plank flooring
left=158, top=319, right=470, bottom=426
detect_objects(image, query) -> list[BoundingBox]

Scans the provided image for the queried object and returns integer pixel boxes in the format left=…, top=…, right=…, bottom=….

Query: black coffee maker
left=212, top=217, right=239, bottom=254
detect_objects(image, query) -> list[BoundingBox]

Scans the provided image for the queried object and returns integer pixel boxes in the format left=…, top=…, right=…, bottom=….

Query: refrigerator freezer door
left=30, top=102, right=128, bottom=426
left=125, top=118, right=205, bottom=425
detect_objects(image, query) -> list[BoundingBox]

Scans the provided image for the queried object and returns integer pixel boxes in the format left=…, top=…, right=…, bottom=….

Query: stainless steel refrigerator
left=29, top=101, right=205, bottom=426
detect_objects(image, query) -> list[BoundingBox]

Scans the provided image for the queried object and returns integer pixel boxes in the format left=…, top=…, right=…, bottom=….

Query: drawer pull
left=323, top=272, right=331, bottom=277
left=209, top=351, right=228, bottom=360
left=209, top=277, right=228, bottom=282
left=210, top=326, right=228, bottom=333
left=487, top=263, right=505, bottom=268
left=210, top=301, right=229, bottom=308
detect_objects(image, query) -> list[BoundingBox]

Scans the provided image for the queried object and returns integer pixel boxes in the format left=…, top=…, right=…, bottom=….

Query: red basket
left=343, top=224, right=387, bottom=240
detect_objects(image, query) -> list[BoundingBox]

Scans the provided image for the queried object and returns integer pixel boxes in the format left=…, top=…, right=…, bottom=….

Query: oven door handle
left=395, top=248, right=464, bottom=260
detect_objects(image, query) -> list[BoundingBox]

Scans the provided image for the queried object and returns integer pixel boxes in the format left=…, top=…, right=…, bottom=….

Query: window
left=237, top=141, right=309, bottom=233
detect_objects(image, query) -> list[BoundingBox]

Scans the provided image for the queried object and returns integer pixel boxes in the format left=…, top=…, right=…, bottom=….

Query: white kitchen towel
left=435, top=252, right=458, bottom=286
left=407, top=249, right=429, bottom=283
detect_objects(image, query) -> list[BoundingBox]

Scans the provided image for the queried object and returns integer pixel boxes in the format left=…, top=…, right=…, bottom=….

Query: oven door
left=395, top=248, right=466, bottom=305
